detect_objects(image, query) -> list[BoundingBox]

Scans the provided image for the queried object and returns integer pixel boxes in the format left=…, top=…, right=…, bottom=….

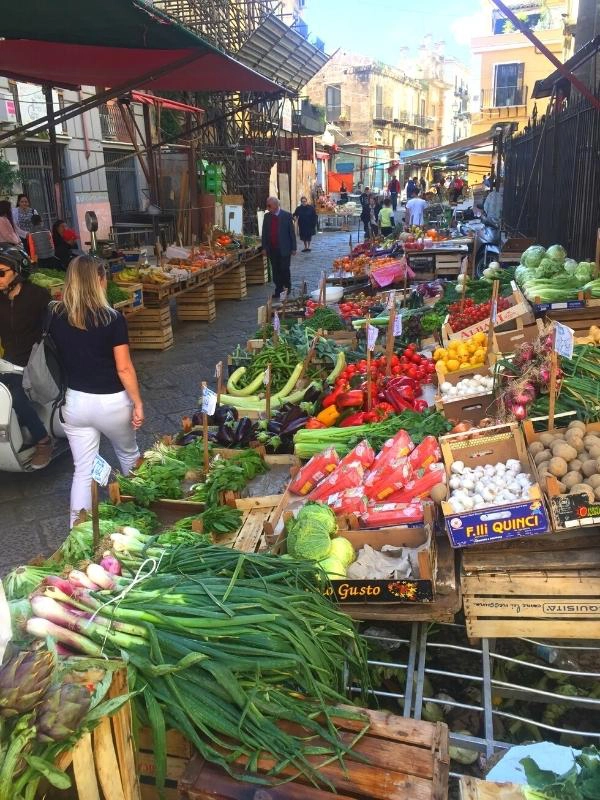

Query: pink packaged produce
left=327, top=487, right=369, bottom=516
left=308, top=462, right=365, bottom=502
left=360, top=501, right=424, bottom=528
left=337, top=440, right=375, bottom=470
left=289, top=447, right=339, bottom=495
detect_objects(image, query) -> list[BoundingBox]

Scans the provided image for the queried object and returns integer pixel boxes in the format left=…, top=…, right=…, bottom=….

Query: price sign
left=273, top=312, right=281, bottom=333
left=367, top=324, right=379, bottom=351
left=263, top=365, right=271, bottom=386
left=490, top=299, right=498, bottom=325
left=554, top=322, right=575, bottom=359
left=387, top=291, right=396, bottom=310
left=279, top=289, right=288, bottom=302
left=201, top=387, right=218, bottom=416
left=91, top=455, right=112, bottom=487
left=460, top=256, right=469, bottom=275
left=393, top=315, right=403, bottom=337
left=214, top=362, right=222, bottom=380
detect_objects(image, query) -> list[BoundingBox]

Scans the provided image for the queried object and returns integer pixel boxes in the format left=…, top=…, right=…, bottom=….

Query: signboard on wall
left=16, top=83, right=60, bottom=126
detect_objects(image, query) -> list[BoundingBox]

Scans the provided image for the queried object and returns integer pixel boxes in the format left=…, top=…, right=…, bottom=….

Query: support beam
left=142, top=103, right=160, bottom=241
left=117, top=103, right=151, bottom=185
left=43, top=85, right=64, bottom=219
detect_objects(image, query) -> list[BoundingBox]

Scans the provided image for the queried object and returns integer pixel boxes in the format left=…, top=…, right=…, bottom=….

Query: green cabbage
left=535, top=257, right=563, bottom=278
left=286, top=502, right=337, bottom=561
left=563, top=258, right=578, bottom=275
left=546, top=244, right=567, bottom=264
left=575, top=261, right=593, bottom=284
left=515, top=264, right=538, bottom=285
left=520, top=245, right=546, bottom=269
left=328, top=537, right=356, bottom=567
left=583, top=279, right=600, bottom=298
left=317, top=556, right=347, bottom=578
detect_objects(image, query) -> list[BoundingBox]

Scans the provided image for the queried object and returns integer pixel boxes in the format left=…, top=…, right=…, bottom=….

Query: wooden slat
left=333, top=707, right=438, bottom=750
left=463, top=548, right=600, bottom=572
left=72, top=733, right=102, bottom=800
left=93, top=716, right=127, bottom=800
left=109, top=670, right=141, bottom=800
left=464, top=594, right=600, bottom=617
left=466, top=618, right=600, bottom=638
left=462, top=573, right=600, bottom=595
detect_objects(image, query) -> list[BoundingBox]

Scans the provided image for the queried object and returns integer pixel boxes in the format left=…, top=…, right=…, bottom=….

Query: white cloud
left=449, top=0, right=490, bottom=57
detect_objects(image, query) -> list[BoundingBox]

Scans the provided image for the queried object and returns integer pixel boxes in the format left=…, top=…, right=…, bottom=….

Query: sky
left=302, top=0, right=490, bottom=67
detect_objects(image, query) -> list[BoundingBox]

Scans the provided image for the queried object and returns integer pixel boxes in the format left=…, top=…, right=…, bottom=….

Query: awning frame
left=398, top=127, right=500, bottom=166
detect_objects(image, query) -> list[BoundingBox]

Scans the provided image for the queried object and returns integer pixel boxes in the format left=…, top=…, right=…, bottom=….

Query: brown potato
left=587, top=475, right=600, bottom=489
left=587, top=445, right=600, bottom=459
left=548, top=457, right=568, bottom=478
left=534, top=449, right=552, bottom=466
left=569, top=459, right=583, bottom=472
left=528, top=441, right=546, bottom=457
left=570, top=483, right=595, bottom=502
left=562, top=471, right=584, bottom=489
left=539, top=432, right=557, bottom=447
left=568, top=420, right=586, bottom=433
left=564, top=434, right=584, bottom=453
left=551, top=442, right=578, bottom=462
left=581, top=459, right=598, bottom=478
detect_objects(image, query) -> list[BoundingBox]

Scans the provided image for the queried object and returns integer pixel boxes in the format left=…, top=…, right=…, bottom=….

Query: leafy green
left=287, top=503, right=335, bottom=561
left=98, top=501, right=158, bottom=534
left=302, top=306, right=345, bottom=331
left=521, top=746, right=600, bottom=800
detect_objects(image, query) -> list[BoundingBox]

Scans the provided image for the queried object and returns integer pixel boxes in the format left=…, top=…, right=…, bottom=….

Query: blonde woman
left=49, top=256, right=143, bottom=525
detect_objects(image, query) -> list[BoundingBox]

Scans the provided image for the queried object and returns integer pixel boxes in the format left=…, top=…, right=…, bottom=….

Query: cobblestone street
left=0, top=228, right=354, bottom=573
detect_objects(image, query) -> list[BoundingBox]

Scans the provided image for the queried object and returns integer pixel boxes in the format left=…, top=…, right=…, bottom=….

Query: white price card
left=263, top=365, right=271, bottom=386
left=279, top=289, right=288, bottom=302
left=201, top=387, right=218, bottom=416
left=91, top=455, right=112, bottom=487
left=460, top=256, right=469, bottom=275
left=490, top=299, right=498, bottom=325
left=273, top=312, right=281, bottom=333
left=393, top=315, right=403, bottom=337
left=554, top=322, right=575, bottom=359
left=387, top=291, right=396, bottom=310
left=214, top=362, right=222, bottom=380
left=367, top=324, right=379, bottom=351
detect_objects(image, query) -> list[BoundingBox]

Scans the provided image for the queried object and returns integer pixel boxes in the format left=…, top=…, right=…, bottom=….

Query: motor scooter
left=0, top=358, right=69, bottom=472
left=459, top=213, right=503, bottom=277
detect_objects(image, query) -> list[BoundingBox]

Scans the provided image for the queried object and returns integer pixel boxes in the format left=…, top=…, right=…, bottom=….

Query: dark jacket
left=0, top=281, right=50, bottom=366
left=261, top=210, right=297, bottom=257
left=359, top=192, right=371, bottom=222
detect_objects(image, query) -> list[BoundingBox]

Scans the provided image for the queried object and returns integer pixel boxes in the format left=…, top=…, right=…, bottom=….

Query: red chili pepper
left=339, top=411, right=367, bottom=427
left=306, top=418, right=327, bottom=429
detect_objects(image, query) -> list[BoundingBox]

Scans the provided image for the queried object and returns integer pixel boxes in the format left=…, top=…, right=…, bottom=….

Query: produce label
left=279, top=289, right=288, bottom=302
left=273, top=311, right=280, bottom=333
left=263, top=365, right=271, bottom=386
left=393, top=315, right=403, bottom=337
left=367, top=324, right=379, bottom=351
left=322, top=578, right=433, bottom=604
left=445, top=499, right=550, bottom=547
left=91, top=455, right=112, bottom=487
left=550, top=493, right=600, bottom=529
left=554, top=322, right=574, bottom=359
left=201, top=387, right=218, bottom=416
left=447, top=301, right=527, bottom=341
left=532, top=299, right=586, bottom=312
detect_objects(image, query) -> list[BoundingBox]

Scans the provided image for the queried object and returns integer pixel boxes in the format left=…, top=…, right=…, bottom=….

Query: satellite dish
left=85, top=210, right=98, bottom=232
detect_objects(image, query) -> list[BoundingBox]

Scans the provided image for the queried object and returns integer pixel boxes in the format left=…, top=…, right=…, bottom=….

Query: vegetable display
left=447, top=296, right=511, bottom=333
left=440, top=373, right=494, bottom=402
left=446, top=457, right=534, bottom=513
left=433, top=332, right=489, bottom=373
left=528, top=419, right=600, bottom=499
left=515, top=243, right=598, bottom=303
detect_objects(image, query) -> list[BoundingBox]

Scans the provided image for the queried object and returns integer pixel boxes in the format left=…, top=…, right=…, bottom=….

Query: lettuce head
left=520, top=245, right=546, bottom=270
left=546, top=244, right=567, bottom=264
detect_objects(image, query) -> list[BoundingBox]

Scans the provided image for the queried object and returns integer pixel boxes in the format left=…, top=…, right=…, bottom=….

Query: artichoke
left=0, top=649, right=55, bottom=718
left=35, top=683, right=92, bottom=742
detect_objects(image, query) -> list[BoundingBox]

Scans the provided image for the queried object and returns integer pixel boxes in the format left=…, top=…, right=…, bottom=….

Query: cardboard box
left=492, top=318, right=543, bottom=356
left=440, top=422, right=550, bottom=548
left=435, top=364, right=496, bottom=425
left=441, top=282, right=534, bottom=344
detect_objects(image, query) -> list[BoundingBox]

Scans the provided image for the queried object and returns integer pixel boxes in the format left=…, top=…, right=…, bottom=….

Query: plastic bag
left=289, top=448, right=340, bottom=495
left=309, top=462, right=364, bottom=502
left=360, top=502, right=424, bottom=528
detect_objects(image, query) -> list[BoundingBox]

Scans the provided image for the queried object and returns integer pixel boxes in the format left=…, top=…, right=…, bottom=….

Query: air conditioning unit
left=0, top=99, right=17, bottom=124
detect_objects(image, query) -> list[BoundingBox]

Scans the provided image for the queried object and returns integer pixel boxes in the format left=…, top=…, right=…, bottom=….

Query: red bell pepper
left=339, top=411, right=367, bottom=427
left=306, top=417, right=327, bottom=429
left=335, top=390, right=365, bottom=411
left=413, top=399, right=429, bottom=412
left=321, top=387, right=342, bottom=408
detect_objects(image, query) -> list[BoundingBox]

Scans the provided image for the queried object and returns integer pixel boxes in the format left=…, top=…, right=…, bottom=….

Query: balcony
left=373, top=105, right=393, bottom=123
left=480, top=86, right=528, bottom=109
left=371, top=109, right=433, bottom=129
left=294, top=100, right=325, bottom=134
left=99, top=103, right=132, bottom=143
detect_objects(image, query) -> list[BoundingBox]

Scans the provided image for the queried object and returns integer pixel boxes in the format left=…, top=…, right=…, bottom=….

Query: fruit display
left=433, top=332, right=489, bottom=374
left=447, top=296, right=511, bottom=333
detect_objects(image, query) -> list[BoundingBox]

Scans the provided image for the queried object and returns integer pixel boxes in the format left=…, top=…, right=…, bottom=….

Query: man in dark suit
left=261, top=196, right=297, bottom=298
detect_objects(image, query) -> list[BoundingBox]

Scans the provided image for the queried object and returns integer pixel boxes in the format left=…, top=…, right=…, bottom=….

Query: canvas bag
left=22, top=309, right=66, bottom=409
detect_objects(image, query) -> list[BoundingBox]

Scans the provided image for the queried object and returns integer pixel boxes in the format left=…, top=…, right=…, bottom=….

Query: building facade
left=471, top=0, right=578, bottom=137
left=441, top=56, right=472, bottom=145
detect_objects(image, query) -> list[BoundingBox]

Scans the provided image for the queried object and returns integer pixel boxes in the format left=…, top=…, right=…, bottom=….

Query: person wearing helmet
left=0, top=244, right=53, bottom=468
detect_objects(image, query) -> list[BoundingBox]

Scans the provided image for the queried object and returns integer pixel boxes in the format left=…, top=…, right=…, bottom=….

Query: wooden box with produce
left=179, top=709, right=449, bottom=800
left=523, top=418, right=600, bottom=531
left=138, top=728, right=192, bottom=800
left=492, top=319, right=544, bottom=357
left=513, top=242, right=599, bottom=310
left=440, top=423, right=551, bottom=548
left=461, top=528, right=600, bottom=638
left=441, top=283, right=532, bottom=345
left=435, top=365, right=497, bottom=426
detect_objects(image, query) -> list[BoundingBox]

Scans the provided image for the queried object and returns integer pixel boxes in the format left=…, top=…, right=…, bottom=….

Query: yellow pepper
left=316, top=406, right=341, bottom=427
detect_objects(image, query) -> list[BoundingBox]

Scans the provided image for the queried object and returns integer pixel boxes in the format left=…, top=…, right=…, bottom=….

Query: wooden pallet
left=176, top=283, right=217, bottom=322
left=47, top=667, right=140, bottom=800
left=461, top=529, right=600, bottom=638
left=214, top=264, right=247, bottom=300
left=244, top=252, right=269, bottom=285
left=178, top=708, right=448, bottom=800
left=138, top=728, right=191, bottom=800
left=459, top=776, right=525, bottom=799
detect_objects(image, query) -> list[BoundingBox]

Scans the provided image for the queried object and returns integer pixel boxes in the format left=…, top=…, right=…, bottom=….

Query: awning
left=129, top=91, right=204, bottom=115
left=236, top=13, right=331, bottom=92
left=399, top=128, right=498, bottom=165
left=0, top=0, right=285, bottom=94
left=532, top=35, right=600, bottom=98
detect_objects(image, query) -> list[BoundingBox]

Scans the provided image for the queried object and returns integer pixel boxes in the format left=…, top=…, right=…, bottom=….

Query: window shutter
left=516, top=63, right=525, bottom=103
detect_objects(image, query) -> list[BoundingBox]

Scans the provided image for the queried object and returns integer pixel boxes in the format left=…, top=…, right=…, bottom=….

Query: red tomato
left=403, top=348, right=413, bottom=358
left=407, top=366, right=418, bottom=379
left=392, top=365, right=402, bottom=375
left=411, top=353, right=422, bottom=364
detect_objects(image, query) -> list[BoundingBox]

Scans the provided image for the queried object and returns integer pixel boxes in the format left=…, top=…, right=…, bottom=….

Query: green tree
left=0, top=150, right=21, bottom=198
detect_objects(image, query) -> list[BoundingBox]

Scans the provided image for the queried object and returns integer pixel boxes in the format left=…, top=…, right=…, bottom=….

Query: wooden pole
left=319, top=271, right=326, bottom=307
left=298, top=336, right=318, bottom=384
left=91, top=480, right=100, bottom=551
left=487, top=279, right=500, bottom=354
left=201, top=380, right=209, bottom=473
left=215, top=362, right=223, bottom=406
left=366, top=314, right=373, bottom=411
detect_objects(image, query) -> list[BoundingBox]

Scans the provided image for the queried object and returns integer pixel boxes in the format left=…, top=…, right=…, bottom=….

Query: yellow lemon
left=446, top=359, right=460, bottom=372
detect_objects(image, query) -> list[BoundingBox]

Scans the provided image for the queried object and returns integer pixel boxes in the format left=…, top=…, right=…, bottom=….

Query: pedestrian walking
left=0, top=200, right=20, bottom=245
left=293, top=196, right=318, bottom=252
left=419, top=176, right=427, bottom=193
left=405, top=176, right=417, bottom=199
left=368, top=195, right=381, bottom=238
left=405, top=189, right=428, bottom=227
left=261, top=197, right=297, bottom=298
left=48, top=255, right=143, bottom=526
left=387, top=174, right=400, bottom=211
left=359, top=187, right=371, bottom=239
left=52, top=220, right=76, bottom=270
left=377, top=198, right=395, bottom=237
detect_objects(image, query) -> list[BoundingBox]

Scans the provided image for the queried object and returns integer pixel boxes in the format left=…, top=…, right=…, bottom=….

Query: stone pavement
left=0, top=228, right=355, bottom=574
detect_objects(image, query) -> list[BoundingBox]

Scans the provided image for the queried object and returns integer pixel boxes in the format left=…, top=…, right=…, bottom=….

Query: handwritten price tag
left=367, top=324, right=379, bottom=351
left=263, top=365, right=271, bottom=386
left=201, top=387, right=218, bottom=416
left=554, top=322, right=574, bottom=359
left=214, top=362, right=222, bottom=380
left=91, top=455, right=112, bottom=487
left=393, top=315, right=403, bottom=337
left=273, top=312, right=280, bottom=333
left=490, top=299, right=498, bottom=325
left=387, top=291, right=396, bottom=310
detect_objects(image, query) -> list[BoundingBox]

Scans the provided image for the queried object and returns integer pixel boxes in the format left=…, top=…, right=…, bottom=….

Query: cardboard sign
left=273, top=311, right=281, bottom=333
left=393, top=315, right=403, bottom=337
left=263, top=365, right=271, bottom=386
left=201, top=387, right=218, bottom=416
left=551, top=493, right=600, bottom=528
left=367, top=324, right=379, bottom=351
left=554, top=321, right=575, bottom=359
left=321, top=578, right=433, bottom=604
left=91, top=455, right=112, bottom=487
left=279, top=289, right=288, bottom=302
left=445, top=499, right=550, bottom=548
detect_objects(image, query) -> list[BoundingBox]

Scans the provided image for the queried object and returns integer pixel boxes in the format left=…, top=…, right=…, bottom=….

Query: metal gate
left=16, top=144, right=68, bottom=228
left=104, top=149, right=139, bottom=218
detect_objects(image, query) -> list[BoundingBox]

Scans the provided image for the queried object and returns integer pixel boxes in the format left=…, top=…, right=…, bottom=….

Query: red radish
left=100, top=554, right=122, bottom=575
left=511, top=403, right=527, bottom=420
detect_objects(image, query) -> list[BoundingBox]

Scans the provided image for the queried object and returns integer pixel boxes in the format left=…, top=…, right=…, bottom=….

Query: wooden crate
left=434, top=364, right=496, bottom=426
left=442, top=283, right=535, bottom=345
left=459, top=776, right=525, bottom=799
left=461, top=529, right=600, bottom=638
left=128, top=303, right=174, bottom=350
left=46, top=667, right=140, bottom=800
left=138, top=727, right=192, bottom=800
left=244, top=252, right=269, bottom=285
left=176, top=283, right=216, bottom=323
left=214, top=264, right=247, bottom=300
left=435, top=251, right=464, bottom=277
left=179, top=707, right=449, bottom=800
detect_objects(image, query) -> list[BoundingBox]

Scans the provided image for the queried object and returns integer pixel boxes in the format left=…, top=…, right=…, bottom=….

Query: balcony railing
left=372, top=109, right=433, bottom=129
left=99, top=103, right=132, bottom=143
left=480, top=86, right=528, bottom=109
left=293, top=104, right=325, bottom=135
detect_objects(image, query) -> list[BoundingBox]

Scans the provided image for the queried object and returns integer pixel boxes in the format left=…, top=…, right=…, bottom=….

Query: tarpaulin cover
left=328, top=173, right=354, bottom=193
left=130, top=91, right=204, bottom=114
left=0, top=0, right=283, bottom=94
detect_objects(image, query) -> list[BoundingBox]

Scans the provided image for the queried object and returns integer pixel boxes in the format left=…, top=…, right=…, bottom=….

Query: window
left=375, top=85, right=383, bottom=119
left=325, top=84, right=341, bottom=122
left=494, top=63, right=525, bottom=106
left=104, top=149, right=139, bottom=217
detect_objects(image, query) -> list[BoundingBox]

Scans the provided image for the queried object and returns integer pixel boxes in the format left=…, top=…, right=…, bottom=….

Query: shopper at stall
left=359, top=187, right=371, bottom=238
left=48, top=255, right=143, bottom=526
left=406, top=188, right=428, bottom=227
left=0, top=244, right=52, bottom=469
left=405, top=176, right=417, bottom=199
left=339, top=182, right=349, bottom=204
left=368, top=195, right=381, bottom=238
left=387, top=174, right=400, bottom=211
left=261, top=197, right=296, bottom=298
left=0, top=201, right=21, bottom=245
left=52, top=220, right=75, bottom=270
left=28, top=215, right=61, bottom=269
left=419, top=176, right=427, bottom=193
left=378, top=198, right=395, bottom=236
left=293, top=196, right=318, bottom=253
left=12, top=195, right=38, bottom=251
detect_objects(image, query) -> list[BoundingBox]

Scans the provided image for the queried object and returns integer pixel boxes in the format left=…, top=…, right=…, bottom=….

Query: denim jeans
left=0, top=373, right=47, bottom=443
